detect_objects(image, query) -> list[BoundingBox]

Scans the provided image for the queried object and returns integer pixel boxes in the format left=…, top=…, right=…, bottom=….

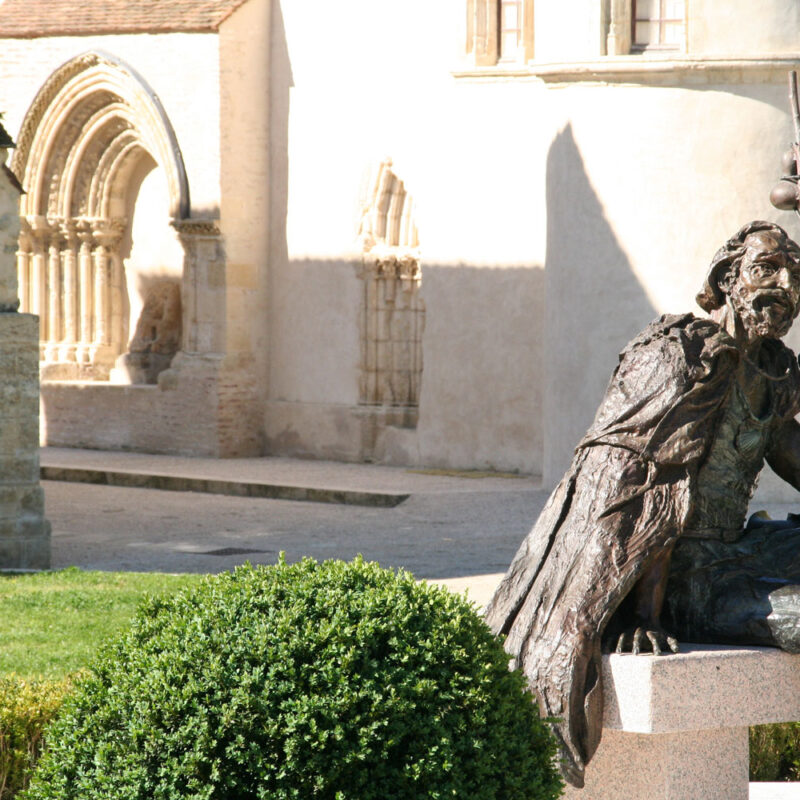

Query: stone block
left=0, top=414, right=40, bottom=454
left=566, top=726, right=748, bottom=800
left=562, top=645, right=800, bottom=800
left=0, top=485, right=44, bottom=519
left=603, top=644, right=800, bottom=731
left=0, top=453, right=39, bottom=484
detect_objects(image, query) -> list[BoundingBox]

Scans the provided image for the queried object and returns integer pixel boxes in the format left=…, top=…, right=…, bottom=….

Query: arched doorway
left=11, top=50, right=189, bottom=381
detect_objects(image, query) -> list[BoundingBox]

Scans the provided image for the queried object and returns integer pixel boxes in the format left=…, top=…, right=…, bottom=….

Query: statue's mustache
left=750, top=288, right=796, bottom=318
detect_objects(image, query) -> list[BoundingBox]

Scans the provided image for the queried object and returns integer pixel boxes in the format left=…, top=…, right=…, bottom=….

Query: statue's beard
left=729, top=285, right=796, bottom=340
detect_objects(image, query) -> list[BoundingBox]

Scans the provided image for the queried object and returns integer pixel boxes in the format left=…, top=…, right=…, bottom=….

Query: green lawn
left=0, top=567, right=204, bottom=679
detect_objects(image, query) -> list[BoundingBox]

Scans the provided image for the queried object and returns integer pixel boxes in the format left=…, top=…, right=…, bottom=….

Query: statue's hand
left=613, top=625, right=679, bottom=656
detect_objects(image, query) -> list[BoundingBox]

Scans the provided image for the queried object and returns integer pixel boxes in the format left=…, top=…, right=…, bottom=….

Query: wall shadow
left=266, top=0, right=294, bottom=410
left=543, top=123, right=657, bottom=483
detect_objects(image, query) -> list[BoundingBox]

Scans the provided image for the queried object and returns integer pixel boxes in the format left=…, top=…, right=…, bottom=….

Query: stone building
left=0, top=118, right=49, bottom=569
left=0, top=0, right=799, bottom=495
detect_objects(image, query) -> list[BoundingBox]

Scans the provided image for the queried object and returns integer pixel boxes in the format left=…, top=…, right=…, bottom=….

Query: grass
left=0, top=568, right=203, bottom=679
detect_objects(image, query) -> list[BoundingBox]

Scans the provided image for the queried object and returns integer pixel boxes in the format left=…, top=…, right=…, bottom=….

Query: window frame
left=465, top=0, right=533, bottom=67
left=630, top=0, right=686, bottom=53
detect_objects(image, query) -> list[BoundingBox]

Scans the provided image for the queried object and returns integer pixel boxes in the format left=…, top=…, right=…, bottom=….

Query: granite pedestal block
left=563, top=645, right=800, bottom=800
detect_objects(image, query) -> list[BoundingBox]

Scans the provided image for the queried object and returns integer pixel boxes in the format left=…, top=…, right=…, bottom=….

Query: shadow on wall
left=543, top=123, right=657, bottom=485
left=264, top=255, right=546, bottom=477
left=267, top=0, right=294, bottom=407
left=416, top=262, right=545, bottom=476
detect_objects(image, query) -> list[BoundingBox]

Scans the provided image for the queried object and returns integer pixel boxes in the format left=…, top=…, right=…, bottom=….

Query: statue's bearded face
left=728, top=232, right=800, bottom=341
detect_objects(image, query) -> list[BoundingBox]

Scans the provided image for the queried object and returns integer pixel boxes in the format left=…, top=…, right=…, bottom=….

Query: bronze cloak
left=484, top=312, right=800, bottom=787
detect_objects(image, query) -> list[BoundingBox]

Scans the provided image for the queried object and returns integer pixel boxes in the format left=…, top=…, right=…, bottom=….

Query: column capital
left=91, top=217, right=126, bottom=249
left=171, top=218, right=221, bottom=239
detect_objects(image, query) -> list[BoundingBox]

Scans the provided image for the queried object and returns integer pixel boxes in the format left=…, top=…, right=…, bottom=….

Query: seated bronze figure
left=485, top=221, right=800, bottom=787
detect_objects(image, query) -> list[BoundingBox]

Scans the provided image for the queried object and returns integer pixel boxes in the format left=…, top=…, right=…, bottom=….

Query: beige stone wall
left=539, top=76, right=799, bottom=483
left=264, top=0, right=548, bottom=474
left=262, top=0, right=800, bottom=485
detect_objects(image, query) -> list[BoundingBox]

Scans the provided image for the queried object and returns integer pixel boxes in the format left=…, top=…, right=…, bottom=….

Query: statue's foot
left=612, top=625, right=679, bottom=656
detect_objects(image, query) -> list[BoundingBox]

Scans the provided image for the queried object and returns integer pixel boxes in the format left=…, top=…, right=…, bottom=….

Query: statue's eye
left=751, top=263, right=777, bottom=277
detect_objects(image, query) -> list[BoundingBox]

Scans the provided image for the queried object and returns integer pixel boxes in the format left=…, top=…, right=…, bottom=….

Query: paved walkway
left=41, top=447, right=545, bottom=593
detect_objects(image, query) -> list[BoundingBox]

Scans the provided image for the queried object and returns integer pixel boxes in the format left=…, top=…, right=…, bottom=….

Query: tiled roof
left=0, top=0, right=250, bottom=38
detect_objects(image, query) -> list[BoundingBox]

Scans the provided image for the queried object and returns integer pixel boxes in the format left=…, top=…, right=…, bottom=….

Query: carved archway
left=11, top=50, right=189, bottom=378
left=357, top=158, right=423, bottom=422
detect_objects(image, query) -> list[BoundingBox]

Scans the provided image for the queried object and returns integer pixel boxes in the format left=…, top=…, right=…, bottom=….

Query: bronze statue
left=485, top=220, right=800, bottom=787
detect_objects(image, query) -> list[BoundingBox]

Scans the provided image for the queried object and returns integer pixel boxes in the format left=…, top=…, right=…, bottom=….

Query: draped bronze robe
left=485, top=313, right=800, bottom=787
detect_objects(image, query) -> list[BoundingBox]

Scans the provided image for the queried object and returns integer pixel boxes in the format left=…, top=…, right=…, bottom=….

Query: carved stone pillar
left=59, top=219, right=79, bottom=362
left=110, top=248, right=124, bottom=358
left=90, top=220, right=123, bottom=365
left=29, top=217, right=49, bottom=360
left=76, top=222, right=94, bottom=364
left=171, top=219, right=223, bottom=355
left=45, top=224, right=63, bottom=361
left=16, top=219, right=31, bottom=314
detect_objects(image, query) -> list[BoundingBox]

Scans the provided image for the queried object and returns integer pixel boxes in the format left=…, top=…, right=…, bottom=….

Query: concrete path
left=41, top=447, right=545, bottom=594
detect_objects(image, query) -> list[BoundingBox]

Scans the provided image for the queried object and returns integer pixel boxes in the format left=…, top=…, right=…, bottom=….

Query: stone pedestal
left=564, top=645, right=800, bottom=800
left=0, top=312, right=50, bottom=569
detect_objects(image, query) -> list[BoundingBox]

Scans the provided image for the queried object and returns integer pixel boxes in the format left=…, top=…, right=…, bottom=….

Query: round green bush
left=23, top=558, right=563, bottom=800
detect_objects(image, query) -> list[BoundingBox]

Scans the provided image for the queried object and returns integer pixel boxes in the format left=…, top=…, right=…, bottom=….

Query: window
left=632, top=0, right=685, bottom=51
left=465, top=0, right=533, bottom=66
left=499, top=0, right=523, bottom=61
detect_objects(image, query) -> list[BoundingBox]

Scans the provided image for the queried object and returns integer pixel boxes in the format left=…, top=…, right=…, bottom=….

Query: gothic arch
left=12, top=50, right=188, bottom=220
left=11, top=50, right=190, bottom=378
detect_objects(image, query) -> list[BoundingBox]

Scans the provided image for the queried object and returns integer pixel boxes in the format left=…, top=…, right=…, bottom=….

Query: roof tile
left=0, top=0, right=249, bottom=37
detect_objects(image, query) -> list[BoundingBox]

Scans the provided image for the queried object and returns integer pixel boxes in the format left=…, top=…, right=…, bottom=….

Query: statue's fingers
left=667, top=635, right=680, bottom=654
left=632, top=628, right=643, bottom=655
left=647, top=630, right=662, bottom=656
left=615, top=632, right=627, bottom=654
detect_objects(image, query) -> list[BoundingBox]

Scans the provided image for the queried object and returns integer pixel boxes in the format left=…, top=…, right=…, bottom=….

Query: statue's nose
left=776, top=267, right=795, bottom=290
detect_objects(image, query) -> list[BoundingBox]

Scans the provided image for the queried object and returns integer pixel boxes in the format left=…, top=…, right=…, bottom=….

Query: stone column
left=16, top=219, right=31, bottom=314
left=44, top=224, right=62, bottom=362
left=28, top=220, right=46, bottom=318
left=59, top=219, right=79, bottom=363
left=109, top=247, right=124, bottom=358
left=76, top=222, right=94, bottom=364
left=171, top=219, right=224, bottom=355
left=92, top=240, right=110, bottom=349
left=91, top=219, right=124, bottom=366
left=29, top=217, right=49, bottom=361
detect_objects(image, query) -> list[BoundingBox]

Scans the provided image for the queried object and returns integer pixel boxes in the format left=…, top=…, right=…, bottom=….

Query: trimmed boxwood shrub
left=22, top=558, right=563, bottom=800
left=0, top=676, right=72, bottom=800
